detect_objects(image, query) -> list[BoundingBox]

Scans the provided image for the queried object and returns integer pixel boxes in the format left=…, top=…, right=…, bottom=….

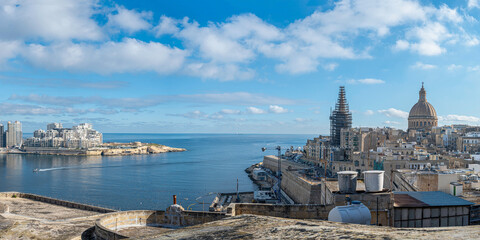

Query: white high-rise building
left=6, top=121, right=22, bottom=148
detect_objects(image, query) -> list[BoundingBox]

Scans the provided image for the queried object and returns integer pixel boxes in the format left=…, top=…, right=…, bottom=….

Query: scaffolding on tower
left=330, top=86, right=352, bottom=147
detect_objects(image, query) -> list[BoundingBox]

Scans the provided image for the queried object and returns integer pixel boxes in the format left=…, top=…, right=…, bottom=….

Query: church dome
left=408, top=83, right=438, bottom=131
left=409, top=101, right=437, bottom=119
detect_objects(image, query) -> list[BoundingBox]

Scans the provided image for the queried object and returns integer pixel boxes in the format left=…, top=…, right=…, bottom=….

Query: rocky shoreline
left=9, top=142, right=186, bottom=156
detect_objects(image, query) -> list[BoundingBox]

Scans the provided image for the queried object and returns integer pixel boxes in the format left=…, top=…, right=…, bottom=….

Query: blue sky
left=1, top=0, right=480, bottom=134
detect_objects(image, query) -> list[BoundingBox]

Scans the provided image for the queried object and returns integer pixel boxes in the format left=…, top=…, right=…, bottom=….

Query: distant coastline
left=1, top=142, right=186, bottom=156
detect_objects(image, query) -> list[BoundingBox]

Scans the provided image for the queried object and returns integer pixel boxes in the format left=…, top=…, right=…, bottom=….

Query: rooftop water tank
left=328, top=201, right=371, bottom=225
left=450, top=182, right=463, bottom=196
left=337, top=171, right=357, bottom=193
left=469, top=175, right=479, bottom=181
left=363, top=170, right=385, bottom=192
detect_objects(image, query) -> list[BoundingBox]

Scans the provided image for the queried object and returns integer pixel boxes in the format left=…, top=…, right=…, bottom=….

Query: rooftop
left=394, top=191, right=475, bottom=207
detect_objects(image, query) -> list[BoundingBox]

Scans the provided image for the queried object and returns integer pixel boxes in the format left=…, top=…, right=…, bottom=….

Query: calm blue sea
left=0, top=134, right=314, bottom=211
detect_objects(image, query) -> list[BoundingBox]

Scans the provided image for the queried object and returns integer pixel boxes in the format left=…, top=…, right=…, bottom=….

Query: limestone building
left=408, top=83, right=437, bottom=132
left=24, top=123, right=102, bottom=149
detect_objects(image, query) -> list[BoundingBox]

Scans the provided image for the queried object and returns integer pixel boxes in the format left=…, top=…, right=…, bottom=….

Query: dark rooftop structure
left=394, top=191, right=474, bottom=208
left=393, top=191, right=475, bottom=227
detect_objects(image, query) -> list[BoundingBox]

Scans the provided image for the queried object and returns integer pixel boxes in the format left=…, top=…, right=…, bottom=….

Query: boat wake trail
left=38, top=167, right=71, bottom=172
left=35, top=161, right=200, bottom=172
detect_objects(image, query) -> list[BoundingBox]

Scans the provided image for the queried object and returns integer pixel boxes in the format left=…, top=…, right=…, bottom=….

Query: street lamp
left=262, top=146, right=282, bottom=202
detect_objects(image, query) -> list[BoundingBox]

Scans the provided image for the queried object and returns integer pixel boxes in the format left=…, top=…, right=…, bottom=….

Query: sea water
left=0, top=133, right=315, bottom=211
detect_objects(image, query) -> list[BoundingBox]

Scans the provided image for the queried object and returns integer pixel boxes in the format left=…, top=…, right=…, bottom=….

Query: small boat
left=33, top=168, right=39, bottom=173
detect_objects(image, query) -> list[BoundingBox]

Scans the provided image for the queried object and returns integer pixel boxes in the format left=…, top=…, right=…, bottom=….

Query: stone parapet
left=0, top=192, right=115, bottom=213
left=94, top=209, right=227, bottom=240
left=230, top=203, right=334, bottom=219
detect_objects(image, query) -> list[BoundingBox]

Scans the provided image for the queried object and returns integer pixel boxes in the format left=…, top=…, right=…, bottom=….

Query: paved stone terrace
left=0, top=196, right=103, bottom=240
left=147, top=214, right=480, bottom=240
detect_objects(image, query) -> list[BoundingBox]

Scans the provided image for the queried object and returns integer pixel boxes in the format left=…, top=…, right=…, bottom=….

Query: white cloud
left=0, top=0, right=478, bottom=79
left=106, top=6, right=152, bottom=33
left=436, top=4, right=463, bottom=23
left=447, top=64, right=463, bottom=71
left=0, top=40, right=21, bottom=65
left=178, top=92, right=298, bottom=106
left=322, top=63, right=338, bottom=71
left=365, top=110, right=374, bottom=116
left=246, top=107, right=266, bottom=114
left=10, top=92, right=299, bottom=109
left=411, top=62, right=437, bottom=70
left=21, top=39, right=188, bottom=74
left=468, top=0, right=480, bottom=9
left=393, top=40, right=410, bottom=50
left=407, top=22, right=449, bottom=56
left=173, top=14, right=279, bottom=63
left=0, top=75, right=127, bottom=89
left=393, top=5, right=468, bottom=56
left=152, top=0, right=468, bottom=75
left=439, top=115, right=480, bottom=122
left=378, top=108, right=409, bottom=119
left=348, top=78, right=385, bottom=84
left=0, top=103, right=116, bottom=116
left=268, top=105, right=289, bottom=113
left=0, top=0, right=103, bottom=41
left=220, top=109, right=241, bottom=115
left=185, top=62, right=255, bottom=81
left=155, top=13, right=282, bottom=79
left=169, top=105, right=291, bottom=120
left=467, top=65, right=480, bottom=71
left=383, top=120, right=400, bottom=125
left=181, top=110, right=208, bottom=119
left=463, top=34, right=480, bottom=46
left=155, top=16, right=180, bottom=36
left=295, top=118, right=311, bottom=123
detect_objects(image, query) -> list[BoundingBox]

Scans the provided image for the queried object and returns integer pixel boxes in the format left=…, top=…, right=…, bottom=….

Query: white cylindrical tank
left=469, top=175, right=478, bottom=181
left=459, top=175, right=468, bottom=181
left=450, top=182, right=463, bottom=196
left=363, top=170, right=385, bottom=192
left=328, top=201, right=371, bottom=225
left=338, top=171, right=358, bottom=193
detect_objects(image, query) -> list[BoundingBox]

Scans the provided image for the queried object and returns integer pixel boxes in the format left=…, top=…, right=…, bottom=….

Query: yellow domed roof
left=408, top=83, right=437, bottom=120
left=409, top=101, right=437, bottom=118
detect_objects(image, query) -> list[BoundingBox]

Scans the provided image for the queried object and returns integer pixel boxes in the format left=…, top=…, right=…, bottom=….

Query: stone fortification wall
left=263, top=155, right=307, bottom=173
left=0, top=192, right=114, bottom=213
left=181, top=210, right=227, bottom=225
left=282, top=170, right=323, bottom=204
left=94, top=209, right=227, bottom=240
left=230, top=203, right=334, bottom=219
